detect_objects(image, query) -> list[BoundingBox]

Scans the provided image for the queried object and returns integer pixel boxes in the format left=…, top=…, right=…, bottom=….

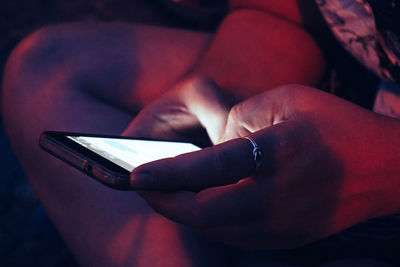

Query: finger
left=137, top=190, right=199, bottom=226
left=131, top=138, right=255, bottom=191
left=123, top=76, right=231, bottom=144
left=130, top=126, right=282, bottom=191
left=141, top=178, right=304, bottom=250
left=193, top=177, right=270, bottom=226
left=122, top=94, right=199, bottom=140
left=219, top=85, right=296, bottom=142
left=139, top=177, right=272, bottom=228
left=180, top=76, right=231, bottom=144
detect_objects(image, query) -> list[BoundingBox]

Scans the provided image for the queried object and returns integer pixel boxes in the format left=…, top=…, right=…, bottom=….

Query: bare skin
left=0, top=1, right=356, bottom=266
left=132, top=84, right=400, bottom=250
left=129, top=81, right=400, bottom=267
left=2, top=23, right=225, bottom=267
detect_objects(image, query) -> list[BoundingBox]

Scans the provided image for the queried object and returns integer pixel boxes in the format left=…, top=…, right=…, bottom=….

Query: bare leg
left=2, top=22, right=228, bottom=266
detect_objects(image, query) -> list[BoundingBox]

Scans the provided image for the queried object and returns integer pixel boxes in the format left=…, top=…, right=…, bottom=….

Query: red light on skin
left=108, top=215, right=191, bottom=265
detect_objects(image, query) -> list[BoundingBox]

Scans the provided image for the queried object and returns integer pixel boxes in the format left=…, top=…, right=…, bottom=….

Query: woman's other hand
left=131, top=85, right=400, bottom=249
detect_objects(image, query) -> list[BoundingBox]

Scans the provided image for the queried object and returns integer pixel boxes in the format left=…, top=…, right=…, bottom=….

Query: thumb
left=123, top=76, right=231, bottom=144
left=179, top=76, right=232, bottom=144
left=130, top=122, right=296, bottom=191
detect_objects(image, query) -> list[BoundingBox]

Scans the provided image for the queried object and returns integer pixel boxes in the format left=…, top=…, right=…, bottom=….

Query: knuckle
left=228, top=104, right=244, bottom=125
left=224, top=104, right=251, bottom=138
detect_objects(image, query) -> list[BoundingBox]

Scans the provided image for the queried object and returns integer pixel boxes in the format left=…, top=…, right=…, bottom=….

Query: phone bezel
left=39, top=131, right=201, bottom=190
left=42, top=130, right=201, bottom=173
left=41, top=131, right=136, bottom=175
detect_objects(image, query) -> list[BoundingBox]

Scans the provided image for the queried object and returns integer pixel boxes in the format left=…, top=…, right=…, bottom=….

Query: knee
left=3, top=22, right=135, bottom=98
left=2, top=23, right=94, bottom=113
left=3, top=25, right=75, bottom=86
left=1, top=25, right=77, bottom=133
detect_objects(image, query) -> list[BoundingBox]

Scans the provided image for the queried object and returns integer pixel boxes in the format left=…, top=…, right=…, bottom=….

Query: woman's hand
left=123, top=75, right=232, bottom=145
left=130, top=85, right=400, bottom=249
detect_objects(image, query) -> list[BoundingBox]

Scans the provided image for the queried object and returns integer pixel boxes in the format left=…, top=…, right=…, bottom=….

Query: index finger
left=130, top=127, right=282, bottom=191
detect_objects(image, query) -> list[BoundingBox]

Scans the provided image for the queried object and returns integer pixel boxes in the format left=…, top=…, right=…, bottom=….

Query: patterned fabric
left=368, top=0, right=400, bottom=82
left=315, top=1, right=400, bottom=254
left=316, top=0, right=400, bottom=118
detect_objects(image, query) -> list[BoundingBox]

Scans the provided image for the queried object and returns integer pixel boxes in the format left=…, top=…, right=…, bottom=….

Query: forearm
left=190, top=5, right=326, bottom=99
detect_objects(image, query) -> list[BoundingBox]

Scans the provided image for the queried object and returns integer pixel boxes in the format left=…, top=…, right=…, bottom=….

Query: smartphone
left=39, top=131, right=201, bottom=190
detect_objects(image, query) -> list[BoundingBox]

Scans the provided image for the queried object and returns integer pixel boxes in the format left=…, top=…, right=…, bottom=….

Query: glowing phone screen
left=67, top=136, right=200, bottom=172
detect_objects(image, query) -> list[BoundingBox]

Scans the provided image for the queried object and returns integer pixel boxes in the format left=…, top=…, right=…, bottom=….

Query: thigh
left=8, top=21, right=212, bottom=112
left=2, top=23, right=224, bottom=266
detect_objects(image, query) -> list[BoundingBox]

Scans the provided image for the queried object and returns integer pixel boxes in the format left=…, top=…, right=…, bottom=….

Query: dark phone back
left=39, top=132, right=132, bottom=190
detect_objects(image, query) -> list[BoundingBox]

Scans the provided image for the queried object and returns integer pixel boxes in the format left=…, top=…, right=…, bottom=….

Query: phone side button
left=81, top=160, right=88, bottom=171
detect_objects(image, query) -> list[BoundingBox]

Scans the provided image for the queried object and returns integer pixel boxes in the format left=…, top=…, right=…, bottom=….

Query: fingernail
left=130, top=172, right=153, bottom=189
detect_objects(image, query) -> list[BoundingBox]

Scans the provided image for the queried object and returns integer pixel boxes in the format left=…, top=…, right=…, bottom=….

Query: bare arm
left=192, top=0, right=327, bottom=98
